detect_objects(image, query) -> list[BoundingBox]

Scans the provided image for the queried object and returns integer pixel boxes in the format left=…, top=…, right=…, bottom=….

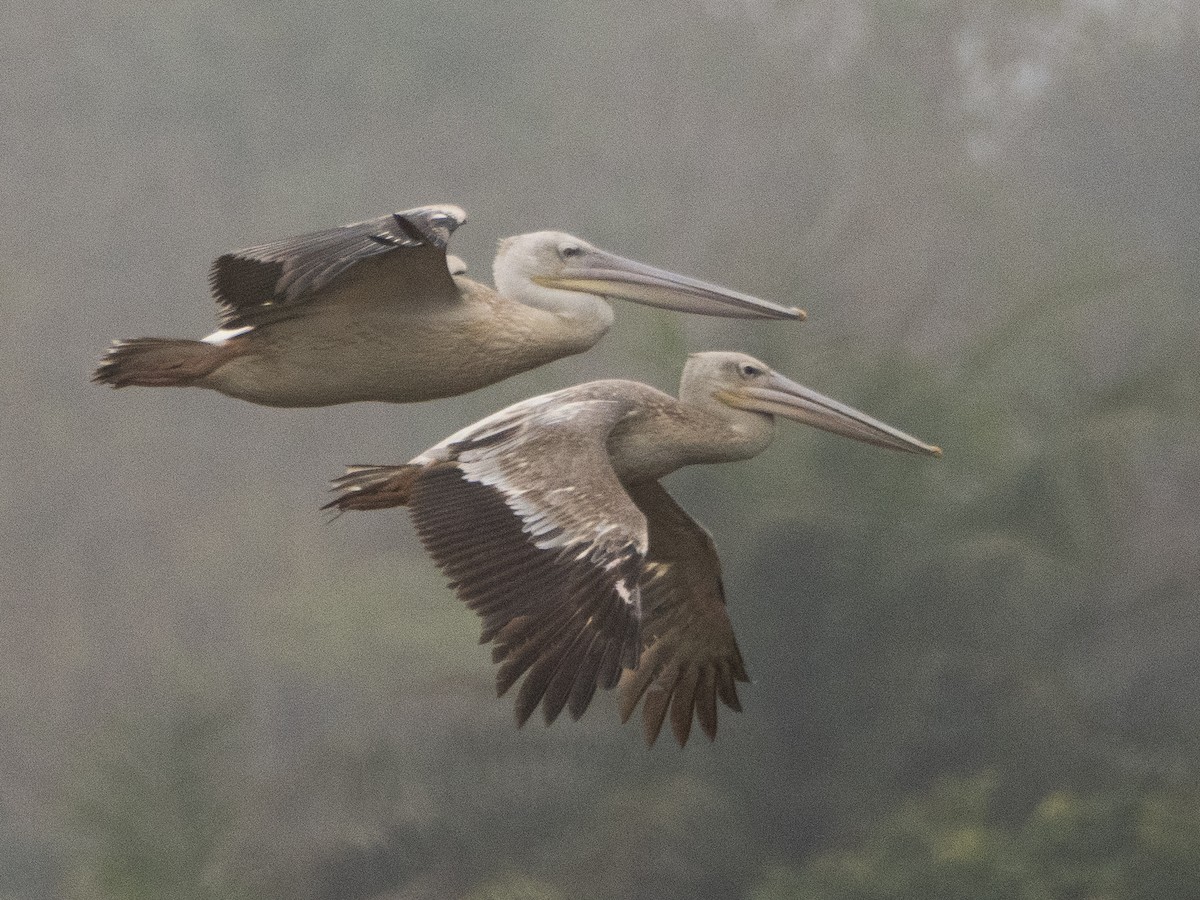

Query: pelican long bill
left=534, top=249, right=805, bottom=321
left=720, top=373, right=942, bottom=456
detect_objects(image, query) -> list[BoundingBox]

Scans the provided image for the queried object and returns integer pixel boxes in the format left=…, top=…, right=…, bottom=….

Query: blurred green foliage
left=752, top=774, right=1200, bottom=900
left=68, top=704, right=244, bottom=900
left=462, top=874, right=565, bottom=900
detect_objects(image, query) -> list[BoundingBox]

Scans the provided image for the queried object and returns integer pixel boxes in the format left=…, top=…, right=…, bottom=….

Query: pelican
left=325, top=352, right=941, bottom=746
left=92, top=205, right=803, bottom=407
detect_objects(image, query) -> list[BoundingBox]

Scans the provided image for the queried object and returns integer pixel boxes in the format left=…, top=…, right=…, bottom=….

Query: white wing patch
left=615, top=579, right=636, bottom=605
left=462, top=466, right=575, bottom=552
left=447, top=398, right=647, bottom=556
left=408, top=394, right=564, bottom=467
left=202, top=325, right=254, bottom=345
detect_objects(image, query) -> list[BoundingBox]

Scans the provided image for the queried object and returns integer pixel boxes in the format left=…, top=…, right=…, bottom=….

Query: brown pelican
left=92, top=205, right=803, bottom=407
left=325, top=352, right=941, bottom=745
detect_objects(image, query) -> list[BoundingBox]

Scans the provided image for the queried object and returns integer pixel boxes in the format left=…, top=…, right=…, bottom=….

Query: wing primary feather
left=491, top=602, right=570, bottom=650
left=494, top=607, right=579, bottom=696
left=561, top=576, right=634, bottom=719
left=619, top=642, right=665, bottom=724
left=596, top=612, right=634, bottom=691
left=566, top=633, right=606, bottom=720
left=537, top=564, right=631, bottom=722
left=696, top=667, right=718, bottom=741
left=513, top=627, right=581, bottom=726
left=732, top=651, right=751, bottom=683
left=670, top=665, right=699, bottom=747
left=489, top=603, right=569, bottom=657
left=714, top=663, right=743, bottom=712
left=641, top=670, right=679, bottom=748
left=493, top=603, right=575, bottom=673
left=495, top=564, right=587, bottom=635
left=391, top=212, right=427, bottom=245
left=540, top=626, right=597, bottom=725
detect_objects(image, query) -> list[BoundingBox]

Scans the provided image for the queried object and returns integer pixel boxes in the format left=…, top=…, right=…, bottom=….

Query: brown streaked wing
left=210, top=204, right=466, bottom=329
left=407, top=398, right=648, bottom=729
left=618, top=480, right=749, bottom=747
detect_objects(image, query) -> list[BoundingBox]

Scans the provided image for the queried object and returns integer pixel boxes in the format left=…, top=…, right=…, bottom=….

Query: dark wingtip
left=542, top=702, right=564, bottom=727
left=495, top=664, right=521, bottom=698
left=391, top=212, right=427, bottom=245
left=514, top=698, right=536, bottom=728
left=390, top=204, right=467, bottom=250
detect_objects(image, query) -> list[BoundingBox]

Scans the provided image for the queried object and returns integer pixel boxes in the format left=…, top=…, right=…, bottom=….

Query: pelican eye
left=559, top=244, right=583, bottom=259
left=739, top=363, right=765, bottom=378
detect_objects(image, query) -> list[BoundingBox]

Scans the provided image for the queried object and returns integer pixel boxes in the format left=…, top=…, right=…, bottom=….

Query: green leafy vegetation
left=753, top=775, right=1200, bottom=900
left=68, top=704, right=244, bottom=900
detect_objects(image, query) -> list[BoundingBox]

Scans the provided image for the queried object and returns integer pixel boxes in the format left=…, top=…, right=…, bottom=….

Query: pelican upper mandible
left=92, top=205, right=804, bottom=407
left=325, top=351, right=941, bottom=746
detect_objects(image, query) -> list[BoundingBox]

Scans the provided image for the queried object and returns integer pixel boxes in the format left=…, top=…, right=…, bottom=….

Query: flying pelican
left=325, top=352, right=941, bottom=746
left=92, top=205, right=803, bottom=407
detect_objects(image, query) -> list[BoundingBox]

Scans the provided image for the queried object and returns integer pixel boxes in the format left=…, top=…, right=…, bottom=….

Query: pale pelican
left=325, top=352, right=941, bottom=745
left=92, top=205, right=803, bottom=407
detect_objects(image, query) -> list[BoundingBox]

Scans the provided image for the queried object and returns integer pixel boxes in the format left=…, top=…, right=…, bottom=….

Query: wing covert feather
left=210, top=204, right=466, bottom=328
left=407, top=398, right=648, bottom=728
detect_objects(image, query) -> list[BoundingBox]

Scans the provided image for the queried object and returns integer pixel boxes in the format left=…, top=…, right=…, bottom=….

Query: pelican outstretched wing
left=619, top=480, right=748, bottom=747
left=406, top=397, right=647, bottom=728
left=209, top=203, right=467, bottom=328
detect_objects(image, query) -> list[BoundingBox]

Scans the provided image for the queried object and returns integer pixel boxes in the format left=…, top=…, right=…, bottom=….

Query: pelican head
left=684, top=351, right=942, bottom=456
left=494, top=231, right=805, bottom=321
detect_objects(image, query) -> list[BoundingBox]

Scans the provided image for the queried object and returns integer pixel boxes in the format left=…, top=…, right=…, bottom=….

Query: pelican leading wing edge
left=210, top=203, right=467, bottom=328
left=619, top=480, right=749, bottom=747
left=404, top=398, right=648, bottom=727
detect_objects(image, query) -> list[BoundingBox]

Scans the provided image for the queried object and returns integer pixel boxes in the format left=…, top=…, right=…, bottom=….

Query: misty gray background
left=3, top=1, right=1199, bottom=898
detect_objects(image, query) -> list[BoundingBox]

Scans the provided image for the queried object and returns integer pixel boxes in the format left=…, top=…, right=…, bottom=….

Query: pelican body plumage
left=326, top=352, right=941, bottom=746
left=93, top=205, right=803, bottom=407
